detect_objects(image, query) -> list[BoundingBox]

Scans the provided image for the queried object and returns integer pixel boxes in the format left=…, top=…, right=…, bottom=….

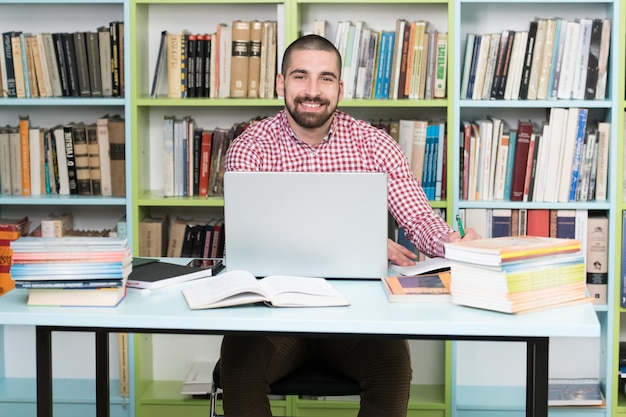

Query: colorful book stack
left=0, top=216, right=30, bottom=296
left=444, top=235, right=589, bottom=314
left=10, top=236, right=132, bottom=307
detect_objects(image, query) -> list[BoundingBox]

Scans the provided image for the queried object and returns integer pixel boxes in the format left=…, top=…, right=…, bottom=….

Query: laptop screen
left=223, top=171, right=389, bottom=279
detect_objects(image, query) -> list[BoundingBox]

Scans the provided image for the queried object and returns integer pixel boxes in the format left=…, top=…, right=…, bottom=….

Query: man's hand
left=387, top=238, right=417, bottom=267
left=445, top=227, right=481, bottom=243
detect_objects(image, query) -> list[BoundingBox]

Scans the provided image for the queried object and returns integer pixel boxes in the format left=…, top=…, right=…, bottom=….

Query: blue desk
left=0, top=281, right=600, bottom=417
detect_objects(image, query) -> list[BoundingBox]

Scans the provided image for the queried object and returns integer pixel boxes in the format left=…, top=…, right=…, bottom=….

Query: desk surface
left=0, top=280, right=600, bottom=339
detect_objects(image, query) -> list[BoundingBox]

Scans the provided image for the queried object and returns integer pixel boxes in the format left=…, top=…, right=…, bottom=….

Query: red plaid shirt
left=226, top=109, right=452, bottom=257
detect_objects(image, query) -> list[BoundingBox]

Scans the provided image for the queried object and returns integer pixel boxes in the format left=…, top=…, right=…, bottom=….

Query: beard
left=285, top=95, right=335, bottom=129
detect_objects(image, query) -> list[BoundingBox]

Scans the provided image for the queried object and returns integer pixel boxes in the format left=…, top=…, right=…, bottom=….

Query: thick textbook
left=548, top=378, right=605, bottom=406
left=443, top=235, right=581, bottom=266
left=26, top=286, right=126, bottom=307
left=126, top=258, right=224, bottom=290
left=182, top=270, right=349, bottom=309
left=381, top=272, right=451, bottom=303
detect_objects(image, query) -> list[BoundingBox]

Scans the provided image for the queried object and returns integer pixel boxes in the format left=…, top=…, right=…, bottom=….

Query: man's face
left=277, top=50, right=344, bottom=130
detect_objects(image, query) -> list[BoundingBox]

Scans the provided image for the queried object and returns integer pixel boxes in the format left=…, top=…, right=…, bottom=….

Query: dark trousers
left=220, top=335, right=412, bottom=417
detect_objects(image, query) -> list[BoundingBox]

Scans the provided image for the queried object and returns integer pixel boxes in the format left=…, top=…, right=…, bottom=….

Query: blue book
left=381, top=31, right=395, bottom=99
left=568, top=109, right=588, bottom=202
left=374, top=31, right=393, bottom=99
left=491, top=209, right=512, bottom=238
left=502, top=130, right=517, bottom=200
left=422, top=123, right=438, bottom=200
left=434, top=121, right=445, bottom=200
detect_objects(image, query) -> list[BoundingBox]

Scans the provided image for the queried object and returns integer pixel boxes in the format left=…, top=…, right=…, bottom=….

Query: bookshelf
left=129, top=0, right=455, bottom=416
left=0, top=0, right=132, bottom=415
left=452, top=1, right=618, bottom=417
left=615, top=1, right=626, bottom=416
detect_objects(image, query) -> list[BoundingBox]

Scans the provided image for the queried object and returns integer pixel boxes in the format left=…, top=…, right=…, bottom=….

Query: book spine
left=63, top=125, right=78, bottom=195
left=510, top=121, right=532, bottom=201
left=72, top=32, right=91, bottom=96
left=19, top=116, right=31, bottom=195
left=230, top=20, right=251, bottom=98
left=587, top=214, right=608, bottom=304
left=61, top=32, right=79, bottom=97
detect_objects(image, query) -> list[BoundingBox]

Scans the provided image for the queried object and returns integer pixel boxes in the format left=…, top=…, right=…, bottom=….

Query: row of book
left=320, top=19, right=448, bottom=100
left=461, top=208, right=608, bottom=304
left=0, top=114, right=126, bottom=197
left=161, top=116, right=258, bottom=198
left=1, top=21, right=124, bottom=99
left=461, top=110, right=609, bottom=203
left=9, top=236, right=132, bottom=307
left=139, top=214, right=225, bottom=260
left=461, top=17, right=611, bottom=101
left=155, top=20, right=278, bottom=99
left=396, top=119, right=446, bottom=201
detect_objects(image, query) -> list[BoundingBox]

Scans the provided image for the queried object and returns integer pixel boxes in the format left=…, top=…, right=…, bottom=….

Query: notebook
left=223, top=171, right=389, bottom=279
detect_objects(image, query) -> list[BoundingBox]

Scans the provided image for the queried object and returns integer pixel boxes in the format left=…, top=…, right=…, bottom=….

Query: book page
left=182, top=270, right=268, bottom=309
left=260, top=276, right=349, bottom=307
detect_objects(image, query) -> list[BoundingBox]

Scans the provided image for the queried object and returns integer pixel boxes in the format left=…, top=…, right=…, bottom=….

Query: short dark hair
left=281, top=34, right=342, bottom=76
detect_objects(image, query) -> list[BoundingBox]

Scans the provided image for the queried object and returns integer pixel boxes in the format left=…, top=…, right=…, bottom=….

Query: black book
left=62, top=124, right=79, bottom=194
left=72, top=32, right=91, bottom=96
left=126, top=258, right=224, bottom=290
left=109, top=21, right=121, bottom=97
left=195, top=33, right=205, bottom=98
left=150, top=30, right=167, bottom=98
left=584, top=19, right=603, bottom=100
left=202, top=34, right=212, bottom=97
left=85, top=31, right=103, bottom=97
left=185, top=33, right=197, bottom=97
left=2, top=31, right=18, bottom=97
left=52, top=33, right=70, bottom=96
left=192, top=127, right=202, bottom=196
left=518, top=21, right=537, bottom=100
left=61, top=32, right=80, bottom=96
left=490, top=30, right=511, bottom=99
left=495, top=30, right=515, bottom=100
left=191, top=223, right=207, bottom=259
left=181, top=223, right=196, bottom=258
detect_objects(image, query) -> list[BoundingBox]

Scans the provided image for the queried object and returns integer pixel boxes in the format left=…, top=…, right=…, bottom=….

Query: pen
left=456, top=214, right=465, bottom=238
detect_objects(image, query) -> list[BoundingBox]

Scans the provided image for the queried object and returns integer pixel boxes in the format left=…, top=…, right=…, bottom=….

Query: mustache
left=295, top=95, right=329, bottom=105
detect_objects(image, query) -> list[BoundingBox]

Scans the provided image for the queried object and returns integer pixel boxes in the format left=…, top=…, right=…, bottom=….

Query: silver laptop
left=223, top=171, right=388, bottom=279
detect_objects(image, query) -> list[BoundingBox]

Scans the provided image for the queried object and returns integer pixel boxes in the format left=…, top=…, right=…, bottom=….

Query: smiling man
left=220, top=34, right=478, bottom=417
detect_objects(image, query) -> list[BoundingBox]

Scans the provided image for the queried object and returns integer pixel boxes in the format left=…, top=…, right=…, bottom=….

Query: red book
left=509, top=120, right=533, bottom=201
left=526, top=209, right=550, bottom=237
left=198, top=130, right=213, bottom=197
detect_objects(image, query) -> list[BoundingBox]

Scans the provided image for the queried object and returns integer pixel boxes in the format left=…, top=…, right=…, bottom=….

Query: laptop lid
left=223, top=171, right=388, bottom=279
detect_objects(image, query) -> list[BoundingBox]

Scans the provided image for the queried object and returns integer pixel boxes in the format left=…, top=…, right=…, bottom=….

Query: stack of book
left=444, top=235, right=589, bottom=313
left=0, top=216, right=30, bottom=296
left=10, top=236, right=132, bottom=307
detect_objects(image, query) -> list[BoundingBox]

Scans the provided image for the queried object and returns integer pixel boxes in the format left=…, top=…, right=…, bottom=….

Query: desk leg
left=36, top=327, right=53, bottom=417
left=526, top=337, right=549, bottom=417
left=95, top=330, right=110, bottom=417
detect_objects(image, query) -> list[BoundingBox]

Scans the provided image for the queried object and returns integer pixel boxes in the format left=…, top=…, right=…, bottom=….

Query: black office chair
left=209, top=358, right=362, bottom=417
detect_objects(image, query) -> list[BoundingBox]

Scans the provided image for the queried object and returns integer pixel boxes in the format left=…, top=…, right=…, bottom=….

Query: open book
left=181, top=270, right=350, bottom=309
